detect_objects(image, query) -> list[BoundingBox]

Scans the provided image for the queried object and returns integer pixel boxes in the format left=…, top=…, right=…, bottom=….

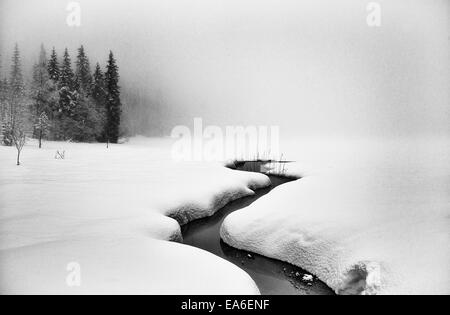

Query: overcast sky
left=0, top=0, right=448, bottom=138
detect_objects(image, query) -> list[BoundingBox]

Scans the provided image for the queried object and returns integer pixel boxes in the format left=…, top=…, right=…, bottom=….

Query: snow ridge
left=166, top=173, right=270, bottom=226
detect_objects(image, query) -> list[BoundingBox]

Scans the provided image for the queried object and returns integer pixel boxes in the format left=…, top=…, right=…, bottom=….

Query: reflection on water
left=181, top=170, right=335, bottom=295
left=220, top=241, right=333, bottom=295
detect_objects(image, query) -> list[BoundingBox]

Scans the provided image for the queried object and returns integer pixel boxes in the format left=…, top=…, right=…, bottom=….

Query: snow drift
left=0, top=237, right=259, bottom=295
left=221, top=137, right=450, bottom=295
left=0, top=137, right=267, bottom=294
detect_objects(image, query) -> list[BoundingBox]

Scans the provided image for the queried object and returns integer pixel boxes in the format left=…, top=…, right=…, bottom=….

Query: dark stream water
left=181, top=164, right=335, bottom=295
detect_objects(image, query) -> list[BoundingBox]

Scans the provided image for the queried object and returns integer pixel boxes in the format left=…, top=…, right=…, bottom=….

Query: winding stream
left=181, top=165, right=334, bottom=295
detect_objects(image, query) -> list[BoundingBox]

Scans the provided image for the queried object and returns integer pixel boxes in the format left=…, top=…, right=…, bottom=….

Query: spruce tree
left=0, top=79, right=5, bottom=141
left=10, top=44, right=25, bottom=105
left=75, top=45, right=92, bottom=94
left=71, top=94, right=105, bottom=142
left=4, top=44, right=28, bottom=147
left=0, top=78, right=9, bottom=144
left=104, top=51, right=121, bottom=144
left=92, top=63, right=107, bottom=141
left=47, top=47, right=60, bottom=83
left=45, top=48, right=60, bottom=137
left=0, top=78, right=8, bottom=105
left=58, top=48, right=76, bottom=115
left=0, top=55, right=5, bottom=144
left=31, top=44, right=53, bottom=146
left=57, top=48, right=77, bottom=140
left=6, top=44, right=29, bottom=164
left=0, top=79, right=3, bottom=103
left=92, top=63, right=106, bottom=102
left=31, top=44, right=50, bottom=114
left=0, top=78, right=5, bottom=123
left=72, top=46, right=109, bottom=142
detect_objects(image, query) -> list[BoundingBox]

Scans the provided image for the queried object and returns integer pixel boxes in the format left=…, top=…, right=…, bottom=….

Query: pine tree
left=0, top=54, right=4, bottom=126
left=0, top=79, right=8, bottom=105
left=6, top=44, right=30, bottom=164
left=31, top=45, right=50, bottom=115
left=45, top=48, right=60, bottom=136
left=59, top=50, right=75, bottom=109
left=31, top=44, right=54, bottom=146
left=57, top=48, right=77, bottom=140
left=0, top=78, right=5, bottom=123
left=0, top=78, right=9, bottom=145
left=104, top=51, right=121, bottom=144
left=92, top=63, right=107, bottom=141
left=10, top=44, right=25, bottom=105
left=3, top=44, right=29, bottom=147
left=75, top=45, right=92, bottom=94
left=71, top=95, right=106, bottom=142
left=92, top=63, right=106, bottom=102
left=0, top=79, right=5, bottom=142
left=47, top=47, right=60, bottom=83
left=0, top=54, right=6, bottom=145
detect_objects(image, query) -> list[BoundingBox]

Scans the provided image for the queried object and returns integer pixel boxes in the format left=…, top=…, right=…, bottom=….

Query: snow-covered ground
left=221, top=137, right=450, bottom=295
left=1, top=136, right=449, bottom=295
left=0, top=137, right=268, bottom=294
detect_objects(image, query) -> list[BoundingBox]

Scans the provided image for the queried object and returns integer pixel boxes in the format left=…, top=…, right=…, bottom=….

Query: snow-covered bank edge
left=165, top=170, right=271, bottom=226
left=0, top=236, right=262, bottom=295
left=218, top=175, right=390, bottom=295
left=220, top=219, right=383, bottom=295
left=214, top=165, right=357, bottom=294
left=219, top=163, right=450, bottom=295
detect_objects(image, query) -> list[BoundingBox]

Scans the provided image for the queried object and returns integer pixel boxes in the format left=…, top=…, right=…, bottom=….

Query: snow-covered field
left=0, top=136, right=449, bottom=295
left=222, top=137, right=450, bottom=295
left=0, top=137, right=268, bottom=294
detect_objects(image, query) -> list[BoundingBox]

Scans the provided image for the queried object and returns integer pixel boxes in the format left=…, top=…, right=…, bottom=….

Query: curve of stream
left=181, top=165, right=335, bottom=295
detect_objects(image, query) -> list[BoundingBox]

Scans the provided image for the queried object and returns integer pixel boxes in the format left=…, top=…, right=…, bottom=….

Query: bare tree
left=11, top=125, right=27, bottom=165
left=10, top=92, right=30, bottom=165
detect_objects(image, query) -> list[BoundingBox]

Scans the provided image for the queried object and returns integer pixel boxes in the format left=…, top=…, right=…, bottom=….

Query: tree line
left=0, top=44, right=122, bottom=162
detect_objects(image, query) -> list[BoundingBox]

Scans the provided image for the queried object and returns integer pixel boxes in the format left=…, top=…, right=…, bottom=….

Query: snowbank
left=0, top=137, right=267, bottom=294
left=165, top=168, right=270, bottom=225
left=221, top=137, right=450, bottom=295
left=0, top=237, right=259, bottom=295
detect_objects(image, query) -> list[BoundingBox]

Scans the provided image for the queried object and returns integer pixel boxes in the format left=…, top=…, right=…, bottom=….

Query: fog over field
left=1, top=0, right=449, bottom=296
left=0, top=0, right=449, bottom=138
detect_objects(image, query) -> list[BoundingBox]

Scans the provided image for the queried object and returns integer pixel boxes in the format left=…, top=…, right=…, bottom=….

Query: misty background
left=0, top=0, right=448, bottom=138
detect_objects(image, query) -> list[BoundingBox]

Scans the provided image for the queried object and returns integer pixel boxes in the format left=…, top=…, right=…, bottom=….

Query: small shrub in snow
left=55, top=150, right=66, bottom=160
